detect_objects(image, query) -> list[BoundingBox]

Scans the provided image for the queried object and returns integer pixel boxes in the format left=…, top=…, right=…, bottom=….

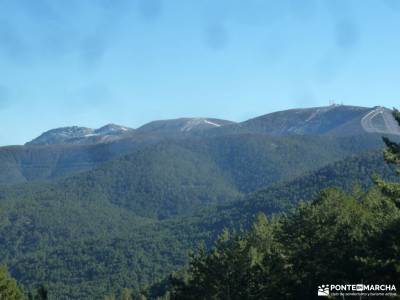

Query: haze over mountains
left=0, top=104, right=399, bottom=298
left=24, top=104, right=400, bottom=146
left=25, top=118, right=234, bottom=146
left=0, top=105, right=397, bottom=187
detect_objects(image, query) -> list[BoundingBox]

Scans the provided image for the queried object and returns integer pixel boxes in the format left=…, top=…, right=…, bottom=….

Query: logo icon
left=356, top=284, right=364, bottom=291
left=318, top=285, right=330, bottom=296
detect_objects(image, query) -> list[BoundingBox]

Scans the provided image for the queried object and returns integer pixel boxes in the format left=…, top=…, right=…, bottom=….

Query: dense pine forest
left=0, top=107, right=400, bottom=299
left=2, top=1, right=400, bottom=298
left=112, top=111, right=400, bottom=299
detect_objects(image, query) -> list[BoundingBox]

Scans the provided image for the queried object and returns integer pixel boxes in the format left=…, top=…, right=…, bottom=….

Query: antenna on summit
left=329, top=99, right=336, bottom=106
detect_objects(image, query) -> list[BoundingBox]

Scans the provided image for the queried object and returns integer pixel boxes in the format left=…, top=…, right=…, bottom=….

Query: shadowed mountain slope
left=0, top=149, right=396, bottom=299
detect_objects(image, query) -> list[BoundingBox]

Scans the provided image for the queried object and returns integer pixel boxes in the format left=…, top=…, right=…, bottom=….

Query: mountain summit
left=26, top=124, right=133, bottom=145
left=137, top=118, right=235, bottom=135
left=208, top=105, right=400, bottom=137
left=25, top=105, right=400, bottom=146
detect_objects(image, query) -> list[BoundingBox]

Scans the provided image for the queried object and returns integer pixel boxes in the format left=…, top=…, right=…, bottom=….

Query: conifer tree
left=34, top=285, right=48, bottom=300
left=120, top=288, right=133, bottom=300
left=0, top=265, right=24, bottom=300
left=371, top=108, right=400, bottom=282
left=375, top=108, right=400, bottom=207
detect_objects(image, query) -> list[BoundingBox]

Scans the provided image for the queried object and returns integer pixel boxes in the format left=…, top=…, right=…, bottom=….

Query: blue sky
left=1, top=0, right=400, bottom=145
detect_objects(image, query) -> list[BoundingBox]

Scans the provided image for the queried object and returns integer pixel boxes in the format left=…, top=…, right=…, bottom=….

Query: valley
left=0, top=105, right=399, bottom=299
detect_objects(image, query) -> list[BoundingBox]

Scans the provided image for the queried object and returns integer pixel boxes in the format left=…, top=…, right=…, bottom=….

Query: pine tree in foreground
left=154, top=108, right=400, bottom=300
left=0, top=265, right=24, bottom=300
left=375, top=108, right=400, bottom=207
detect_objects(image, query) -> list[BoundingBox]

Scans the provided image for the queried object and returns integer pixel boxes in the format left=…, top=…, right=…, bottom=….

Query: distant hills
left=206, top=105, right=400, bottom=137
left=26, top=124, right=134, bottom=145
left=0, top=149, right=396, bottom=298
left=0, top=104, right=396, bottom=187
left=24, top=105, right=400, bottom=146
left=0, top=104, right=399, bottom=298
left=25, top=118, right=235, bottom=146
left=137, top=117, right=235, bottom=136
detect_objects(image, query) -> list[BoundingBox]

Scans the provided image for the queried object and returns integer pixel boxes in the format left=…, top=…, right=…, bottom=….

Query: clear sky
left=1, top=0, right=400, bottom=145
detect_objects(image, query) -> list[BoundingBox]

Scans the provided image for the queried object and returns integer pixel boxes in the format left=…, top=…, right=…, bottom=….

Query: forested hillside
left=1, top=106, right=399, bottom=299
left=1, top=0, right=399, bottom=296
left=1, top=105, right=397, bottom=187
left=146, top=187, right=400, bottom=299
left=139, top=112, right=400, bottom=299
left=0, top=148, right=397, bottom=298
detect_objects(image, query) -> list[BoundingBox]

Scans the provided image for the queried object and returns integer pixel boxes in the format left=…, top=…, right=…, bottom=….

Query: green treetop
left=0, top=265, right=25, bottom=300
left=375, top=108, right=400, bottom=207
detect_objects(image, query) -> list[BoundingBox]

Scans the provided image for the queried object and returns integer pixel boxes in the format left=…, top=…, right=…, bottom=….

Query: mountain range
left=24, top=104, right=400, bottom=146
left=0, top=104, right=399, bottom=298
left=1, top=105, right=398, bottom=186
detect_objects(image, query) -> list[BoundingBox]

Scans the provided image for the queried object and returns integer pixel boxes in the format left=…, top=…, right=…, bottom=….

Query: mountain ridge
left=26, top=124, right=134, bottom=146
left=0, top=104, right=399, bottom=298
left=23, top=105, right=400, bottom=147
left=1, top=104, right=397, bottom=186
left=206, top=105, right=400, bottom=137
